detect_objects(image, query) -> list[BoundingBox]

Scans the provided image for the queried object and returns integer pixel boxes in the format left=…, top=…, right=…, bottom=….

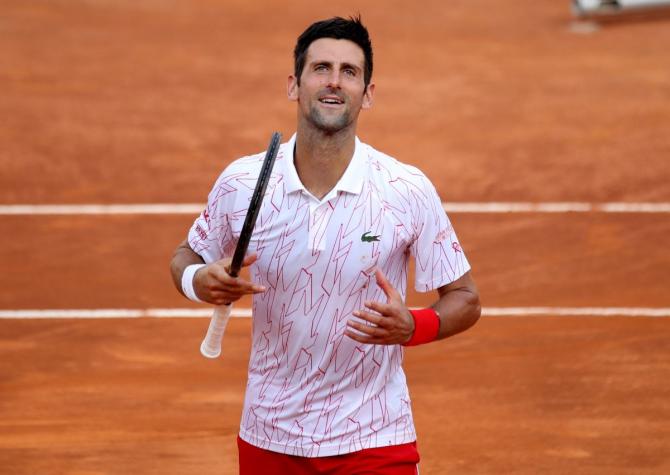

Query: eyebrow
left=340, top=62, right=361, bottom=72
left=310, top=60, right=362, bottom=73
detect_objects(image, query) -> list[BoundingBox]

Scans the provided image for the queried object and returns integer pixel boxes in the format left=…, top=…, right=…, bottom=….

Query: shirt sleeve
left=187, top=170, right=241, bottom=264
left=410, top=176, right=471, bottom=292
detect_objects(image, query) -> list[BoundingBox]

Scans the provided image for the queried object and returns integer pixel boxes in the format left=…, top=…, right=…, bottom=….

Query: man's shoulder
left=201, top=150, right=268, bottom=204
left=361, top=141, right=432, bottom=186
left=225, top=149, right=268, bottom=173
left=223, top=136, right=293, bottom=176
left=214, top=146, right=273, bottom=183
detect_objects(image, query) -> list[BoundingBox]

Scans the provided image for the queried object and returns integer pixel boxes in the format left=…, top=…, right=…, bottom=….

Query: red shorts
left=238, top=436, right=420, bottom=475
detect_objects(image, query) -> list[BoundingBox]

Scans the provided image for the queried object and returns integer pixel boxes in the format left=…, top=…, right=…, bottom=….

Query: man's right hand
left=193, top=254, right=266, bottom=305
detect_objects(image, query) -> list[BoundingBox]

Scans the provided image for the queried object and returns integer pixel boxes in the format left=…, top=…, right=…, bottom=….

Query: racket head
left=228, top=131, right=281, bottom=277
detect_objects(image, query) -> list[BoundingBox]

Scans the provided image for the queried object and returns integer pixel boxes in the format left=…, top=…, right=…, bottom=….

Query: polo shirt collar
left=281, top=134, right=303, bottom=194
left=281, top=133, right=366, bottom=196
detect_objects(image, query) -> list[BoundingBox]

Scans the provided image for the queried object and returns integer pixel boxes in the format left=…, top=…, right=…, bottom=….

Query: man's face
left=288, top=38, right=374, bottom=134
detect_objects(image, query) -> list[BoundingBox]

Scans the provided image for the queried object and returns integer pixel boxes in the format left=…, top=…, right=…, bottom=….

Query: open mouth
left=318, top=96, right=344, bottom=105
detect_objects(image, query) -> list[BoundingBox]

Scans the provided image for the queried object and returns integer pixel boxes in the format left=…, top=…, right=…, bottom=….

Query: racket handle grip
left=200, top=304, right=233, bottom=358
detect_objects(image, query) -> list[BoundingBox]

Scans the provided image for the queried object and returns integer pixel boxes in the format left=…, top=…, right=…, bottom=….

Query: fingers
left=345, top=308, right=386, bottom=343
left=360, top=299, right=393, bottom=319
left=242, top=253, right=259, bottom=267
left=346, top=304, right=413, bottom=345
left=352, top=308, right=389, bottom=328
left=346, top=318, right=385, bottom=338
left=208, top=267, right=265, bottom=293
left=193, top=255, right=266, bottom=305
left=345, top=324, right=383, bottom=344
left=211, top=254, right=264, bottom=289
left=345, top=271, right=414, bottom=345
left=224, top=253, right=259, bottom=276
left=375, top=268, right=400, bottom=302
left=344, top=313, right=409, bottom=345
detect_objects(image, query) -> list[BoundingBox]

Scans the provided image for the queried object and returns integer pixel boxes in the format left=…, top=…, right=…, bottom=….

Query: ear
left=287, top=75, right=299, bottom=102
left=362, top=82, right=375, bottom=110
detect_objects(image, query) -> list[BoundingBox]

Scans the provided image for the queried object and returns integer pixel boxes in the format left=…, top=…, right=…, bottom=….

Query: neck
left=293, top=121, right=357, bottom=200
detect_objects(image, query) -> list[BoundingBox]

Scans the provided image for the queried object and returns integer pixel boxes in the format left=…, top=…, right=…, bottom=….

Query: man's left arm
left=345, top=268, right=481, bottom=345
left=431, top=271, right=481, bottom=340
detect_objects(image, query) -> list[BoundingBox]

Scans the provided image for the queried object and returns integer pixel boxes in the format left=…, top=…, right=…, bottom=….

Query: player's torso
left=228, top=150, right=424, bottom=328
left=231, top=149, right=423, bottom=454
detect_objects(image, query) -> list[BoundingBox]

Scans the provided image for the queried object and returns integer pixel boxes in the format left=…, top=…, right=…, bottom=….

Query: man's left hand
left=345, top=268, right=415, bottom=345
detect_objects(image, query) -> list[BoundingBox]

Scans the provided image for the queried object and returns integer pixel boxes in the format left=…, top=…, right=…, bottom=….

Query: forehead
left=305, top=38, right=365, bottom=68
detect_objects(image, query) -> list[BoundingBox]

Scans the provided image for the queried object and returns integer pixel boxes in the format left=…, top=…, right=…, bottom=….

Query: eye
left=343, top=68, right=356, bottom=76
left=314, top=64, right=328, bottom=72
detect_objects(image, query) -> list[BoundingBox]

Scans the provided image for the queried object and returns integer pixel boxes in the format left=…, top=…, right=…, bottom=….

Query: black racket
left=200, top=131, right=281, bottom=358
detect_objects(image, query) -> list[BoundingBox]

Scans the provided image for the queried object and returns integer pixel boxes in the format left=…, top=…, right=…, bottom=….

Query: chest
left=235, top=187, right=415, bottom=287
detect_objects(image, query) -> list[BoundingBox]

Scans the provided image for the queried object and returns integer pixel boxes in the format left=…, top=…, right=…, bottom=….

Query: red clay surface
left=1, top=318, right=668, bottom=475
left=1, top=1, right=670, bottom=474
left=1, top=213, right=669, bottom=309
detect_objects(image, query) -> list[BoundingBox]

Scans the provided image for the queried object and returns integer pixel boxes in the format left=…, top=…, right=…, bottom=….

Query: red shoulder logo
left=195, top=224, right=208, bottom=240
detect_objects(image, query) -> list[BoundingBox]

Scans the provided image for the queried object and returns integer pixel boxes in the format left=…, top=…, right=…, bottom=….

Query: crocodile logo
left=361, top=231, right=380, bottom=242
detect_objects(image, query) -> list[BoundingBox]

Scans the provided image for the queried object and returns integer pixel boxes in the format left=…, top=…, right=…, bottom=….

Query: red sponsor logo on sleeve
left=435, top=228, right=449, bottom=242
left=195, top=224, right=208, bottom=240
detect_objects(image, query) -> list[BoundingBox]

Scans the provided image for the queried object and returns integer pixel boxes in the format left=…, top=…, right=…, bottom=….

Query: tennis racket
left=200, top=131, right=282, bottom=358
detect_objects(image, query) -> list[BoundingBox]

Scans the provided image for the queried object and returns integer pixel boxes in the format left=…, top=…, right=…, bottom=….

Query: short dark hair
left=293, top=15, right=373, bottom=87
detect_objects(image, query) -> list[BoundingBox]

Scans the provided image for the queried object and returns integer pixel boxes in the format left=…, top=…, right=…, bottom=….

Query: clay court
left=1, top=1, right=669, bottom=474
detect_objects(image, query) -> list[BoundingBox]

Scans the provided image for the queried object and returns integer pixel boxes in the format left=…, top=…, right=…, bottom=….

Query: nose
left=326, top=70, right=341, bottom=89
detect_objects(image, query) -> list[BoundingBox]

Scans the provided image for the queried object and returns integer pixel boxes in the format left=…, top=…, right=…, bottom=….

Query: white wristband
left=182, top=264, right=206, bottom=303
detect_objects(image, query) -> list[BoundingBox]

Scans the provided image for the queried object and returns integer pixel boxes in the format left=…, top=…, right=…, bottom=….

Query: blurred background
left=1, top=1, right=669, bottom=474
left=2, top=0, right=669, bottom=309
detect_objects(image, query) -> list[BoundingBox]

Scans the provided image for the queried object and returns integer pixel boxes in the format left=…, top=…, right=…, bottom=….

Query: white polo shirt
left=188, top=133, right=470, bottom=457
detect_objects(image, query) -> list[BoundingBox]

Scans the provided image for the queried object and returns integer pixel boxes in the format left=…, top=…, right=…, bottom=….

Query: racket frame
left=200, top=131, right=282, bottom=358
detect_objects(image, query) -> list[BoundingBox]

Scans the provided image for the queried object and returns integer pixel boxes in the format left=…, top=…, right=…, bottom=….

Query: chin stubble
left=308, top=103, right=351, bottom=133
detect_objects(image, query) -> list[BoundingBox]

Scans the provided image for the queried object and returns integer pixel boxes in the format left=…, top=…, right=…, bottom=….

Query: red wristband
left=403, top=308, right=441, bottom=346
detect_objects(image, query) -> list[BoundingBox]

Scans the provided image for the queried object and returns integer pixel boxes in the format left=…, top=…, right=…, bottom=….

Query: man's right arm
left=169, top=238, right=265, bottom=305
left=170, top=239, right=206, bottom=299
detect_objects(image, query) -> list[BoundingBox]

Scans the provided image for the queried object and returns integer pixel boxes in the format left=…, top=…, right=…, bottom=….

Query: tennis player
left=170, top=15, right=481, bottom=475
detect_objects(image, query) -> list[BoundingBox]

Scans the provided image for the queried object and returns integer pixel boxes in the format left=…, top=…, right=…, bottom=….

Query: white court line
left=482, top=307, right=670, bottom=317
left=1, top=202, right=670, bottom=215
left=0, top=308, right=249, bottom=319
left=0, top=204, right=204, bottom=215
left=1, top=307, right=669, bottom=319
left=443, top=202, right=670, bottom=213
